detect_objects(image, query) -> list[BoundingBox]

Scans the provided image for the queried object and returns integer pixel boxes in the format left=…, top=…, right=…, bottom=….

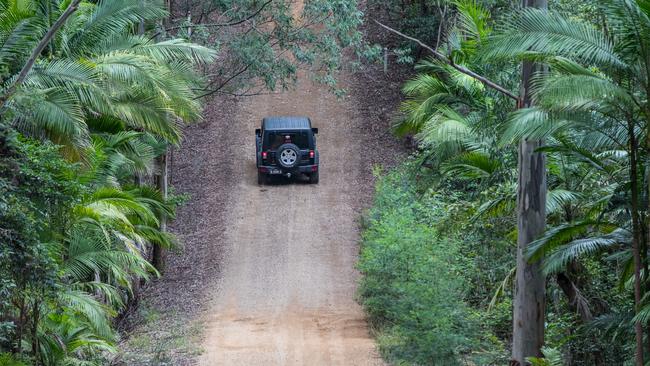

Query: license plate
left=269, top=169, right=282, bottom=174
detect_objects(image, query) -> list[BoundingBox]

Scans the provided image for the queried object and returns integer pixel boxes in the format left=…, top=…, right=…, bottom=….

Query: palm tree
left=26, top=182, right=177, bottom=363
left=394, top=1, right=510, bottom=185
left=1, top=0, right=216, bottom=152
left=482, top=1, right=650, bottom=363
left=0, top=1, right=207, bottom=362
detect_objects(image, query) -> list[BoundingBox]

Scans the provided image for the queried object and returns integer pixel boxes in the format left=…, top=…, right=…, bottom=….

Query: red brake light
left=309, top=150, right=314, bottom=159
left=262, top=151, right=268, bottom=159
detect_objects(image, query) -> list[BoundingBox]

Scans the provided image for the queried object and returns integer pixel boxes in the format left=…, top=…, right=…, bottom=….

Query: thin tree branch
left=435, top=5, right=447, bottom=49
left=165, top=0, right=272, bottom=32
left=373, top=19, right=520, bottom=102
left=0, top=0, right=82, bottom=106
left=194, top=64, right=251, bottom=99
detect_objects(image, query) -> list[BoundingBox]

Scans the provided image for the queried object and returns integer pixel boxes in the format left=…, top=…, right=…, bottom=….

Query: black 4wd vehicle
left=255, top=116, right=319, bottom=185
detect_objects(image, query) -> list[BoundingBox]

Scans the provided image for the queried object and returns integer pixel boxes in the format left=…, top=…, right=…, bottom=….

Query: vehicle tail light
left=262, top=151, right=268, bottom=159
left=259, top=167, right=268, bottom=173
left=309, top=150, right=315, bottom=159
left=311, top=166, right=318, bottom=172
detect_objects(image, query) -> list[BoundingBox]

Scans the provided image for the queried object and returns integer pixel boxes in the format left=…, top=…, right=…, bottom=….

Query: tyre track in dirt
left=196, top=71, right=385, bottom=365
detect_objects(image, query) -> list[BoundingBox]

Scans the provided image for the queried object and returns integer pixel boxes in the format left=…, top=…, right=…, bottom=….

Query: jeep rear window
left=264, top=131, right=309, bottom=149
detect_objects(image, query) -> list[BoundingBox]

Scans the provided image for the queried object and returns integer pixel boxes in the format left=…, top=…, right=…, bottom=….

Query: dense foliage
left=359, top=164, right=508, bottom=365
left=0, top=0, right=211, bottom=364
left=170, top=0, right=378, bottom=96
left=359, top=0, right=650, bottom=364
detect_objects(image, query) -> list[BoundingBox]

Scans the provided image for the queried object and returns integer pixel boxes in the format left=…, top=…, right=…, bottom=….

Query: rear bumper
left=258, top=164, right=318, bottom=174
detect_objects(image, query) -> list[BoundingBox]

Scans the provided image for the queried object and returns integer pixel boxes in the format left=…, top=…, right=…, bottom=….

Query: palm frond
left=0, top=6, right=45, bottom=70
left=416, top=107, right=472, bottom=146
left=538, top=138, right=619, bottom=176
left=488, top=265, right=516, bottom=310
left=533, top=73, right=636, bottom=113
left=454, top=0, right=491, bottom=42
left=442, top=151, right=500, bottom=179
left=127, top=184, right=175, bottom=219
left=58, top=289, right=115, bottom=339
left=589, top=312, right=634, bottom=340
left=602, top=0, right=650, bottom=64
left=474, top=187, right=516, bottom=219
left=110, top=92, right=181, bottom=143
left=546, top=189, right=582, bottom=215
left=542, top=228, right=629, bottom=274
left=27, top=58, right=98, bottom=88
left=88, top=186, right=159, bottom=225
left=134, top=224, right=178, bottom=250
left=526, top=220, right=618, bottom=262
left=638, top=0, right=650, bottom=16
left=526, top=347, right=565, bottom=366
left=547, top=56, right=601, bottom=77
left=483, top=8, right=625, bottom=68
left=65, top=0, right=167, bottom=56
left=130, top=37, right=217, bottom=65
left=11, top=86, right=90, bottom=148
left=500, top=107, right=572, bottom=145
left=70, top=281, right=124, bottom=310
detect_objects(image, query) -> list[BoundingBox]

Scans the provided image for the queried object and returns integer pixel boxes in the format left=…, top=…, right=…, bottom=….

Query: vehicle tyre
left=309, top=170, right=319, bottom=184
left=277, top=143, right=300, bottom=168
left=258, top=171, right=266, bottom=185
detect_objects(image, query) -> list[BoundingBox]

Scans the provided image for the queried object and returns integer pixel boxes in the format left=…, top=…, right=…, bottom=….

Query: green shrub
left=358, top=168, right=477, bottom=365
left=0, top=353, right=30, bottom=366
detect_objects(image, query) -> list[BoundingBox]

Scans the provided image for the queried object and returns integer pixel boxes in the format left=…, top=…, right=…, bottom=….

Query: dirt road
left=193, top=72, right=385, bottom=365
left=116, top=2, right=408, bottom=363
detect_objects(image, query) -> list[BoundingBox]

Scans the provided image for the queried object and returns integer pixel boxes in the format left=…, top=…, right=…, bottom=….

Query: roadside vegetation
left=359, top=163, right=507, bottom=365
left=0, top=1, right=214, bottom=364
left=359, top=0, right=650, bottom=364
left=0, top=0, right=368, bottom=364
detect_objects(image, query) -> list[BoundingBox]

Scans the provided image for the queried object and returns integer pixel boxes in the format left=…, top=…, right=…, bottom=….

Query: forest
left=358, top=0, right=650, bottom=365
left=1, top=0, right=650, bottom=365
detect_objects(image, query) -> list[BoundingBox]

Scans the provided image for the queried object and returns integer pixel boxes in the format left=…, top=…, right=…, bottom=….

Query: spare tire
left=277, top=143, right=300, bottom=168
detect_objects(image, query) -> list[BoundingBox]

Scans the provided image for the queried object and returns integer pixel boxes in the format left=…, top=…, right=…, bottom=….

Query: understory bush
left=359, top=157, right=629, bottom=365
left=358, top=164, right=505, bottom=365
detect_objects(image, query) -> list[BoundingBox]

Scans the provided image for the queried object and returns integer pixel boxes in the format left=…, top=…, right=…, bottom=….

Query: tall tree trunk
left=31, top=299, right=39, bottom=361
left=165, top=0, right=173, bottom=27
left=152, top=0, right=172, bottom=272
left=645, top=259, right=650, bottom=360
left=152, top=152, right=168, bottom=271
left=629, top=118, right=645, bottom=366
left=636, top=42, right=650, bottom=364
left=556, top=273, right=591, bottom=322
left=16, top=295, right=25, bottom=355
left=511, top=1, right=547, bottom=365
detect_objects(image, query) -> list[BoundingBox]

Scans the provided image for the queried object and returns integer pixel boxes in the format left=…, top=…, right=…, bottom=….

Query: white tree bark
left=512, top=1, right=548, bottom=364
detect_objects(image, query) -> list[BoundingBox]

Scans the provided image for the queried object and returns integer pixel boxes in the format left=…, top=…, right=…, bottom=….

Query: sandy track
left=196, top=72, right=384, bottom=365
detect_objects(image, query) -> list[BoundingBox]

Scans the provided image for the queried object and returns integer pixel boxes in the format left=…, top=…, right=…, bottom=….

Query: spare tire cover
left=277, top=143, right=300, bottom=168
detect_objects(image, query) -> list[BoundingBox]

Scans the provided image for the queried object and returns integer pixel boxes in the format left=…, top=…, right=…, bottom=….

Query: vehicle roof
left=262, top=116, right=311, bottom=130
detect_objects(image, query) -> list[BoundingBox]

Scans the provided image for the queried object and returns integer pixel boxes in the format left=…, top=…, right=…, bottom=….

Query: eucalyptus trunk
left=511, top=1, right=547, bottom=364
left=152, top=152, right=168, bottom=271
left=629, top=118, right=644, bottom=366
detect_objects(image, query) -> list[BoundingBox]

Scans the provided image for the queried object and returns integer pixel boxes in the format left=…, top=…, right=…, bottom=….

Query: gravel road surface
left=196, top=72, right=385, bottom=365
left=117, top=10, right=407, bottom=363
